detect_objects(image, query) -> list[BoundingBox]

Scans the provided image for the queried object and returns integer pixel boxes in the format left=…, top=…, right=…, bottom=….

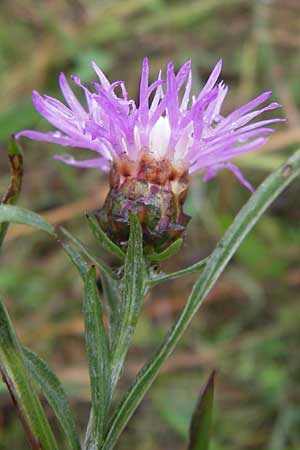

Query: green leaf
left=23, top=347, right=81, bottom=450
left=86, top=214, right=125, bottom=261
left=188, top=372, right=215, bottom=450
left=101, top=273, right=121, bottom=350
left=60, top=230, right=121, bottom=350
left=101, top=150, right=300, bottom=450
left=0, top=300, right=59, bottom=450
left=83, top=267, right=111, bottom=448
left=60, top=226, right=117, bottom=280
left=59, top=237, right=89, bottom=280
left=148, top=256, right=209, bottom=287
left=110, top=213, right=146, bottom=390
left=0, top=205, right=55, bottom=236
left=147, top=238, right=183, bottom=262
left=0, top=137, right=23, bottom=245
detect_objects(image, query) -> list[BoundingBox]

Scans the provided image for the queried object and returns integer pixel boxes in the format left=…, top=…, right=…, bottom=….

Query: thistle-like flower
left=17, top=58, right=284, bottom=251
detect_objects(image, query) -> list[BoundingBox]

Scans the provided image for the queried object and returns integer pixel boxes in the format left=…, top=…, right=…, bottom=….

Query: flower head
left=17, top=58, right=284, bottom=251
left=17, top=58, right=283, bottom=190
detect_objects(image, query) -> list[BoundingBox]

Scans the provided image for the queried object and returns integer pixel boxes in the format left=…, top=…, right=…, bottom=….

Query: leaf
left=101, top=273, right=121, bottom=350
left=0, top=136, right=23, bottom=245
left=83, top=267, right=111, bottom=449
left=147, top=238, right=183, bottom=262
left=148, top=256, right=209, bottom=287
left=60, top=226, right=117, bottom=280
left=0, top=205, right=55, bottom=236
left=188, top=371, right=215, bottom=450
left=101, top=150, right=300, bottom=450
left=59, top=238, right=89, bottom=280
left=0, top=300, right=59, bottom=450
left=60, top=232, right=121, bottom=350
left=23, top=347, right=81, bottom=450
left=110, top=213, right=146, bottom=390
left=86, top=214, right=125, bottom=261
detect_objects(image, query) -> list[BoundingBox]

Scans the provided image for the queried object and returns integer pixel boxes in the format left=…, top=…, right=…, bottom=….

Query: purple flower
left=17, top=58, right=284, bottom=191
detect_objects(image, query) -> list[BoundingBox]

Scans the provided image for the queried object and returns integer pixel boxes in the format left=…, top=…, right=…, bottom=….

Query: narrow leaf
left=0, top=136, right=23, bottom=245
left=84, top=267, right=111, bottom=448
left=147, top=238, right=183, bottom=262
left=86, top=214, right=125, bottom=261
left=0, top=205, right=55, bottom=236
left=148, top=257, right=209, bottom=287
left=101, top=150, right=300, bottom=450
left=60, top=232, right=121, bottom=352
left=60, top=226, right=117, bottom=280
left=111, top=213, right=146, bottom=390
left=0, top=300, right=58, bottom=450
left=188, top=371, right=215, bottom=450
left=23, top=347, right=81, bottom=450
left=59, top=238, right=89, bottom=280
left=101, top=273, right=121, bottom=350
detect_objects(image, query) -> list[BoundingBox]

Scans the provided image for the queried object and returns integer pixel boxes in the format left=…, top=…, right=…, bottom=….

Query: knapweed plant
left=0, top=58, right=299, bottom=450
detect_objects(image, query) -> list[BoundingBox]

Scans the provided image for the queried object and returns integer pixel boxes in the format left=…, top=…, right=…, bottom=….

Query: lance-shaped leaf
left=23, top=347, right=81, bottom=450
left=83, top=266, right=111, bottom=448
left=147, top=238, right=183, bottom=262
left=0, top=205, right=55, bottom=236
left=86, top=214, right=125, bottom=261
left=101, top=150, right=300, bottom=450
left=101, top=273, right=121, bottom=350
left=59, top=232, right=120, bottom=350
left=110, top=213, right=146, bottom=390
left=59, top=237, right=89, bottom=280
left=60, top=226, right=117, bottom=280
left=0, top=300, right=58, bottom=450
left=188, top=372, right=215, bottom=450
left=148, top=256, right=209, bottom=287
left=0, top=136, right=23, bottom=245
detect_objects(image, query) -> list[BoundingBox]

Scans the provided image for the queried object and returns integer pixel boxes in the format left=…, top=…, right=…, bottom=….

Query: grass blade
left=84, top=267, right=111, bottom=449
left=188, top=371, right=215, bottom=450
left=102, top=150, right=300, bottom=450
left=23, top=347, right=81, bottom=450
left=0, top=300, right=59, bottom=450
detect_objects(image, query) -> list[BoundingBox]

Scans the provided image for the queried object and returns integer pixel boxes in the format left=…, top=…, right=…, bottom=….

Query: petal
left=59, top=72, right=87, bottom=115
left=92, top=61, right=111, bottom=89
left=53, top=154, right=110, bottom=171
left=197, top=59, right=222, bottom=100
left=203, top=162, right=254, bottom=191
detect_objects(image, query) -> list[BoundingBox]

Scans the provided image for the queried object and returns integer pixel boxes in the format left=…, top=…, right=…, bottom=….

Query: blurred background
left=0, top=0, right=300, bottom=449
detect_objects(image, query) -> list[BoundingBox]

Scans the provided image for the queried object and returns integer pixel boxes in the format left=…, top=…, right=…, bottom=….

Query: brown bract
left=111, top=150, right=189, bottom=195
